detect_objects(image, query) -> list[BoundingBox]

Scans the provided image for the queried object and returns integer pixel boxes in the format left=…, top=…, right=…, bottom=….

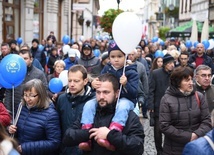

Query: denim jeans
left=81, top=97, right=134, bottom=126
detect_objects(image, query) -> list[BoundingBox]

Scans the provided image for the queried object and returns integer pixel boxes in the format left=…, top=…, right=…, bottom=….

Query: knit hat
left=32, top=38, right=39, bottom=44
left=107, top=41, right=122, bottom=55
left=163, top=54, right=174, bottom=65
left=101, top=51, right=109, bottom=62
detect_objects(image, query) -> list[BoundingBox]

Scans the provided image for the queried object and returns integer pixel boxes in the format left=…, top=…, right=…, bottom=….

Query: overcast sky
left=98, top=0, right=144, bottom=16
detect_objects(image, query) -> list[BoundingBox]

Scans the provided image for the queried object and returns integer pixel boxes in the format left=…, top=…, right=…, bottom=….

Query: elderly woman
left=8, top=79, right=61, bottom=155
left=47, top=60, right=66, bottom=104
left=159, top=66, right=212, bottom=155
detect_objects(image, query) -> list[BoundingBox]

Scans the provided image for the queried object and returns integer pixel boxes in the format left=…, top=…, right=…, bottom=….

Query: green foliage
left=100, top=9, right=124, bottom=37
left=159, top=27, right=170, bottom=40
left=164, top=7, right=179, bottom=18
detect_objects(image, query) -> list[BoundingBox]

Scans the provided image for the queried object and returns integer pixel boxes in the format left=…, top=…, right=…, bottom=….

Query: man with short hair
left=4, top=49, right=47, bottom=113
left=194, top=65, right=214, bottom=113
left=0, top=43, right=10, bottom=60
left=62, top=73, right=145, bottom=155
left=176, top=51, right=194, bottom=69
left=128, top=49, right=149, bottom=118
left=56, top=65, right=95, bottom=155
left=148, top=53, right=175, bottom=155
left=189, top=43, right=214, bottom=73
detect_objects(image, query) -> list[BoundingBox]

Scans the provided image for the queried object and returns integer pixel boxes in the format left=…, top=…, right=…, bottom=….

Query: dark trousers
left=154, top=117, right=163, bottom=155
left=142, top=98, right=148, bottom=115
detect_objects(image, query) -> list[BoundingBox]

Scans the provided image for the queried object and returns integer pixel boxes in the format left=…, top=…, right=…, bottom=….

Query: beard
left=97, top=98, right=117, bottom=113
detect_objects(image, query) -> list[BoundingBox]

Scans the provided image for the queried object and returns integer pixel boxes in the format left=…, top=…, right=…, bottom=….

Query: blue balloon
left=193, top=41, right=199, bottom=48
left=62, top=35, right=70, bottom=44
left=0, top=73, right=22, bottom=88
left=38, top=44, right=44, bottom=51
left=94, top=49, right=100, bottom=57
left=154, top=50, right=164, bottom=58
left=185, top=40, right=192, bottom=48
left=160, top=40, right=165, bottom=46
left=202, top=40, right=210, bottom=50
left=16, top=37, right=23, bottom=44
left=70, top=38, right=75, bottom=44
left=49, top=78, right=63, bottom=93
left=153, top=36, right=158, bottom=43
left=0, top=54, right=27, bottom=85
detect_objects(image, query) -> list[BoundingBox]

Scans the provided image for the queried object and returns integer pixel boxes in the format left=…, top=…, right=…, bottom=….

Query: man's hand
left=89, top=127, right=110, bottom=141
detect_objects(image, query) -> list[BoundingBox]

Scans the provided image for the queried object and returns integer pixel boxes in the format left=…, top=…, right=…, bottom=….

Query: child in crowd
left=79, top=41, right=139, bottom=151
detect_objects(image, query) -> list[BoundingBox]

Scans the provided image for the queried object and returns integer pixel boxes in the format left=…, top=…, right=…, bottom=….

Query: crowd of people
left=0, top=33, right=214, bottom=155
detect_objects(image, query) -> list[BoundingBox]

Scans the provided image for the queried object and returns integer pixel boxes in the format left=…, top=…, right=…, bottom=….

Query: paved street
left=140, top=114, right=157, bottom=155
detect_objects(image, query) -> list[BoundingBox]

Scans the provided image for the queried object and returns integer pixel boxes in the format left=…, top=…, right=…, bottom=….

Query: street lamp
left=117, top=0, right=120, bottom=10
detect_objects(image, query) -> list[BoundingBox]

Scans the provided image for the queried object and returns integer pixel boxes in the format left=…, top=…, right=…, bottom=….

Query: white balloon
left=59, top=70, right=68, bottom=87
left=112, top=12, right=142, bottom=55
left=208, top=39, right=214, bottom=50
left=63, top=45, right=70, bottom=55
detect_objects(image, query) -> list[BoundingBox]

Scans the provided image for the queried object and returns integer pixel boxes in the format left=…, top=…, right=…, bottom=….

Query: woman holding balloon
left=47, top=60, right=66, bottom=105
left=8, top=79, right=61, bottom=155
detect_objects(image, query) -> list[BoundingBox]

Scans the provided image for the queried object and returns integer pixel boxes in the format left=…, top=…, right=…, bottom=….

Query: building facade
left=0, top=0, right=100, bottom=45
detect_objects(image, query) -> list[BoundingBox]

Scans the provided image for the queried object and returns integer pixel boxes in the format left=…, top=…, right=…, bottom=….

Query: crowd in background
left=0, top=32, right=214, bottom=155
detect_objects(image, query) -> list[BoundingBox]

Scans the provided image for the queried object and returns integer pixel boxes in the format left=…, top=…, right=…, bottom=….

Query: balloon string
left=12, top=85, right=15, bottom=125
left=116, top=54, right=127, bottom=105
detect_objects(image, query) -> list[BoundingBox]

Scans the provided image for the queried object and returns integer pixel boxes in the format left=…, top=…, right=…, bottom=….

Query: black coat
left=63, top=104, right=145, bottom=155
left=159, top=86, right=212, bottom=155
left=147, top=68, right=171, bottom=117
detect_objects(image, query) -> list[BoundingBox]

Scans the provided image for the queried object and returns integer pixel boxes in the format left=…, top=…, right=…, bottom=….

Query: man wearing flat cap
left=148, top=53, right=175, bottom=155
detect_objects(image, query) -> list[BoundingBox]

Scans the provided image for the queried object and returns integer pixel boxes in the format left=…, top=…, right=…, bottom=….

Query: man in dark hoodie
left=78, top=43, right=100, bottom=73
left=30, top=38, right=46, bottom=70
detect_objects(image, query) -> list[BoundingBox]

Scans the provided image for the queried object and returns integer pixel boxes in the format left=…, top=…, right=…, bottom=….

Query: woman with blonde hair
left=47, top=60, right=66, bottom=104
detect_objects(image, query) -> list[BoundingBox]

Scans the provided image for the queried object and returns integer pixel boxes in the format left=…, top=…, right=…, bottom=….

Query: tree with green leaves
left=100, top=9, right=124, bottom=37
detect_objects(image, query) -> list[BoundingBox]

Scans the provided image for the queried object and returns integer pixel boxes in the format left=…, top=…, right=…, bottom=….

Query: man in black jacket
left=63, top=73, right=145, bottom=155
left=148, top=54, right=175, bottom=155
left=57, top=65, right=95, bottom=155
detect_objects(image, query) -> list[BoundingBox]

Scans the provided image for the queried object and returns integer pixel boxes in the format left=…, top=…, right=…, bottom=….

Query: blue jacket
left=64, top=57, right=78, bottom=70
left=182, top=130, right=214, bottom=155
left=101, top=63, right=139, bottom=104
left=16, top=103, right=61, bottom=155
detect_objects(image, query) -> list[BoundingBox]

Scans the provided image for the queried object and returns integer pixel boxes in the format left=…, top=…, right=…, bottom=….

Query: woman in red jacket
left=0, top=102, right=11, bottom=126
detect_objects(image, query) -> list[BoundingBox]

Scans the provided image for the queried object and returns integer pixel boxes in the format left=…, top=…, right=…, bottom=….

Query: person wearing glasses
left=8, top=79, right=61, bottom=155
left=194, top=65, right=214, bottom=113
left=159, top=66, right=212, bottom=155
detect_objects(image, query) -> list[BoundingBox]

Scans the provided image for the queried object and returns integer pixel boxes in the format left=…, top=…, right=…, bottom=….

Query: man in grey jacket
left=4, top=49, right=47, bottom=114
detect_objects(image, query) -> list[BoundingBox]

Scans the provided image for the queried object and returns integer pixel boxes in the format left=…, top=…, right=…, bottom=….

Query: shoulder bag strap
left=195, top=91, right=201, bottom=108
left=204, top=135, right=214, bottom=150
